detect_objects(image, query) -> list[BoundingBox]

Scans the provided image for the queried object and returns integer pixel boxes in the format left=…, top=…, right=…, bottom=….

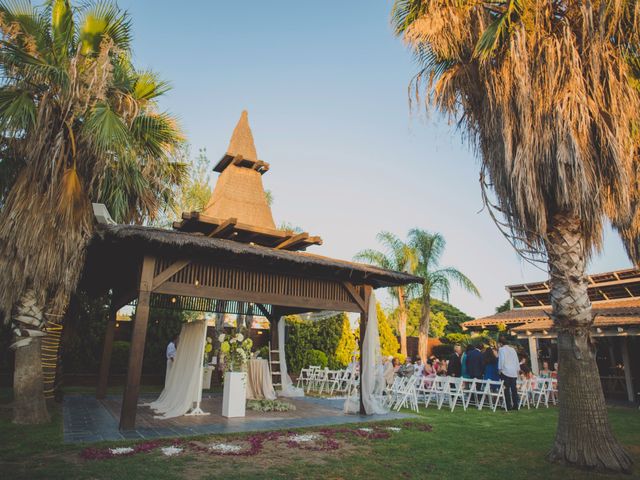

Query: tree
left=431, top=298, right=472, bottom=334
left=0, top=0, right=182, bottom=424
left=355, top=232, right=413, bottom=356
left=377, top=302, right=400, bottom=358
left=408, top=229, right=479, bottom=362
left=495, top=299, right=511, bottom=314
left=334, top=314, right=356, bottom=366
left=392, top=0, right=637, bottom=471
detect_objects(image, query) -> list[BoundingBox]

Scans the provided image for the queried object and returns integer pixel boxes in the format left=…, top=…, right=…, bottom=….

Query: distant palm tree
left=0, top=0, right=183, bottom=424
left=355, top=232, right=413, bottom=356
left=408, top=229, right=479, bottom=361
left=392, top=0, right=638, bottom=472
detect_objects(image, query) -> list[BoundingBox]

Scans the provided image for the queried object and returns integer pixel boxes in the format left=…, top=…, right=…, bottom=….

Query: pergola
left=463, top=269, right=640, bottom=402
left=83, top=111, right=421, bottom=430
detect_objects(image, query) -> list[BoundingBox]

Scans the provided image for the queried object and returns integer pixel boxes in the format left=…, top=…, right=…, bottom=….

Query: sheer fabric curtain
left=145, top=320, right=206, bottom=419
left=277, top=316, right=304, bottom=397
left=344, top=292, right=389, bottom=415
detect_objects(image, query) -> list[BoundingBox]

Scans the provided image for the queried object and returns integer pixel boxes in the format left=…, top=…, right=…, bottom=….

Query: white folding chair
left=446, top=377, right=465, bottom=412
left=479, top=379, right=507, bottom=412
left=462, top=379, right=480, bottom=410
left=393, top=376, right=419, bottom=412
left=531, top=378, right=551, bottom=408
left=517, top=378, right=532, bottom=409
left=424, top=376, right=448, bottom=409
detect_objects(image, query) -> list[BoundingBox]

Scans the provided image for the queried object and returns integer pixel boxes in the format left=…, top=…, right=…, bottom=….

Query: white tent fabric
left=145, top=320, right=207, bottom=419
left=277, top=316, right=304, bottom=397
left=344, top=292, right=389, bottom=415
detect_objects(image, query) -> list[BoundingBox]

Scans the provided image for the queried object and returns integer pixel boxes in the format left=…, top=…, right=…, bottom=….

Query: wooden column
left=621, top=337, right=634, bottom=403
left=528, top=336, right=540, bottom=376
left=119, top=256, right=155, bottom=430
left=96, top=306, right=117, bottom=399
left=359, top=285, right=372, bottom=415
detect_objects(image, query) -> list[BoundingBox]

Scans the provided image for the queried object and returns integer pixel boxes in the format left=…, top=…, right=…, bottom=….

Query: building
left=462, top=268, right=640, bottom=402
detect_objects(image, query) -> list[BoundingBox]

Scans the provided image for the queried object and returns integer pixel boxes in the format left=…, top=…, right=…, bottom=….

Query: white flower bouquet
left=218, top=332, right=253, bottom=372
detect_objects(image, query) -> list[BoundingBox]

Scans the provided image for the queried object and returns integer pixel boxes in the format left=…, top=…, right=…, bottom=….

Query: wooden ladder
left=268, top=342, right=282, bottom=388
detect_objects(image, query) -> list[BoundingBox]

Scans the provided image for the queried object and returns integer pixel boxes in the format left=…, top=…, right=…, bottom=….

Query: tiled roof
left=463, top=298, right=640, bottom=328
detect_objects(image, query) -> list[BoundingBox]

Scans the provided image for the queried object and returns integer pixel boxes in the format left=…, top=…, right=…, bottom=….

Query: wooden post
left=359, top=285, right=372, bottom=415
left=96, top=306, right=117, bottom=399
left=119, top=255, right=155, bottom=430
left=621, top=337, right=634, bottom=403
left=528, top=336, right=540, bottom=376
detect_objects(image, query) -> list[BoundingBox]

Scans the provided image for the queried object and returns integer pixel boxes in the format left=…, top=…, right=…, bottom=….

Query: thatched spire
left=202, top=110, right=276, bottom=229
left=226, top=110, right=257, bottom=162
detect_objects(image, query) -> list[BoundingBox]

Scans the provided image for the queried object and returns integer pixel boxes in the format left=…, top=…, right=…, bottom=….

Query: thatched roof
left=463, top=298, right=640, bottom=328
left=85, top=224, right=422, bottom=290
left=226, top=110, right=258, bottom=162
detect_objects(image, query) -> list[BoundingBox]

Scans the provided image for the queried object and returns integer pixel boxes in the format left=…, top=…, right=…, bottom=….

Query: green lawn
left=2, top=389, right=639, bottom=480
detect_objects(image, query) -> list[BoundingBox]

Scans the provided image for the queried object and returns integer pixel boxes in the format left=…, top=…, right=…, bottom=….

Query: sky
left=117, top=0, right=632, bottom=318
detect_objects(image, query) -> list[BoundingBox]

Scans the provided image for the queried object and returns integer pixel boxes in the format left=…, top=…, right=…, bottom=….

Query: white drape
left=344, top=292, right=389, bottom=415
left=277, top=316, right=304, bottom=397
left=145, top=320, right=206, bottom=419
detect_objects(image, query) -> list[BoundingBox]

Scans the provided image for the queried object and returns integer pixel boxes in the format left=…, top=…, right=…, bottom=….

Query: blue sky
left=119, top=0, right=632, bottom=317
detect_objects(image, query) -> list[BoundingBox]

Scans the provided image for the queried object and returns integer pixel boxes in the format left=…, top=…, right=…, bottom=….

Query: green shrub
left=432, top=344, right=454, bottom=358
left=304, top=349, right=328, bottom=369
left=111, top=341, right=131, bottom=373
left=256, top=345, right=270, bottom=359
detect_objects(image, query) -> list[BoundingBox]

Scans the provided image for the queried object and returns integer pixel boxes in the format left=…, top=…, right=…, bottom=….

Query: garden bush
left=111, top=341, right=131, bottom=373
left=432, top=344, right=454, bottom=358
left=304, top=349, right=328, bottom=369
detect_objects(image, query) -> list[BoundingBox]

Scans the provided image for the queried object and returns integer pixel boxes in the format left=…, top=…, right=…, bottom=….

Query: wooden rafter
left=152, top=259, right=191, bottom=291
left=208, top=217, right=237, bottom=238
left=342, top=281, right=366, bottom=313
left=275, top=232, right=309, bottom=250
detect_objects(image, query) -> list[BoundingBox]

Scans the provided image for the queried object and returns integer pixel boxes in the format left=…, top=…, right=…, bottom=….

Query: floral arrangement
left=204, top=336, right=213, bottom=365
left=219, top=332, right=253, bottom=372
left=246, top=399, right=296, bottom=412
left=79, top=422, right=432, bottom=461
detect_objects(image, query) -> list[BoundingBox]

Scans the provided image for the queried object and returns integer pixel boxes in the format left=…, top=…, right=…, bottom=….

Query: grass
left=2, top=388, right=639, bottom=480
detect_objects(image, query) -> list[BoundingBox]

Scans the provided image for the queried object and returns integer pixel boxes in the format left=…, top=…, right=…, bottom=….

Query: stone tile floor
left=63, top=394, right=413, bottom=443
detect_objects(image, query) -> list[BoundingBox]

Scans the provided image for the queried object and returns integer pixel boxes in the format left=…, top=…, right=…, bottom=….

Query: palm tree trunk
left=397, top=288, right=407, bottom=357
left=12, top=290, right=50, bottom=424
left=418, top=296, right=430, bottom=363
left=545, top=214, right=632, bottom=473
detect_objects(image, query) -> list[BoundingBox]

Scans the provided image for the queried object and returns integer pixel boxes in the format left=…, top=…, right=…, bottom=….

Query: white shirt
left=498, top=345, right=520, bottom=378
left=414, top=363, right=424, bottom=375
left=166, top=341, right=177, bottom=360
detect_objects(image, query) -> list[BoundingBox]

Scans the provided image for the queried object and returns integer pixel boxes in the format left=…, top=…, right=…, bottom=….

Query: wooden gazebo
left=84, top=111, right=421, bottom=430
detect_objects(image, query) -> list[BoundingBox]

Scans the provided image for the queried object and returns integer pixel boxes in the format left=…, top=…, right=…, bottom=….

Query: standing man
left=498, top=336, right=520, bottom=410
left=466, top=343, right=484, bottom=379
left=448, top=345, right=462, bottom=377
left=165, top=334, right=178, bottom=384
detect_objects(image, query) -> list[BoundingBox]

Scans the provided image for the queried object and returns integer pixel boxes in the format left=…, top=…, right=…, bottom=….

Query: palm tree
left=392, top=0, right=638, bottom=472
left=408, top=229, right=479, bottom=362
left=0, top=0, right=183, bottom=424
left=355, top=232, right=414, bottom=356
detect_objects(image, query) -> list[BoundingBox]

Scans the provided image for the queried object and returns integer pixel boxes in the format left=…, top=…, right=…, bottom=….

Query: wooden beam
left=152, top=259, right=191, bottom=291
left=120, top=255, right=155, bottom=431
left=208, top=217, right=237, bottom=238
left=359, top=285, right=373, bottom=415
left=96, top=306, right=117, bottom=399
left=621, top=337, right=634, bottom=402
left=342, top=282, right=366, bottom=313
left=256, top=303, right=271, bottom=318
left=528, top=336, right=539, bottom=376
left=155, top=281, right=363, bottom=313
left=275, top=233, right=308, bottom=250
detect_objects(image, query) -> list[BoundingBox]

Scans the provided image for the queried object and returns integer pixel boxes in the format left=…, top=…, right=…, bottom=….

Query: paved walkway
left=63, top=394, right=413, bottom=443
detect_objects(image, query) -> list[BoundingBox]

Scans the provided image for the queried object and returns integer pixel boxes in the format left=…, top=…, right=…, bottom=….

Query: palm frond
left=0, top=86, right=35, bottom=131
left=77, top=0, right=131, bottom=55
left=82, top=101, right=130, bottom=153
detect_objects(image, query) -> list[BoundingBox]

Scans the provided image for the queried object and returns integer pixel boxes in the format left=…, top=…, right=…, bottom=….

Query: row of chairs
left=296, top=365, right=359, bottom=396
left=417, top=375, right=558, bottom=412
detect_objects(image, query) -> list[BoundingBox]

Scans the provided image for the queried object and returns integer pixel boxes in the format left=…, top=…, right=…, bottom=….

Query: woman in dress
left=422, top=358, right=437, bottom=388
left=539, top=361, right=552, bottom=378
left=482, top=346, right=500, bottom=382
